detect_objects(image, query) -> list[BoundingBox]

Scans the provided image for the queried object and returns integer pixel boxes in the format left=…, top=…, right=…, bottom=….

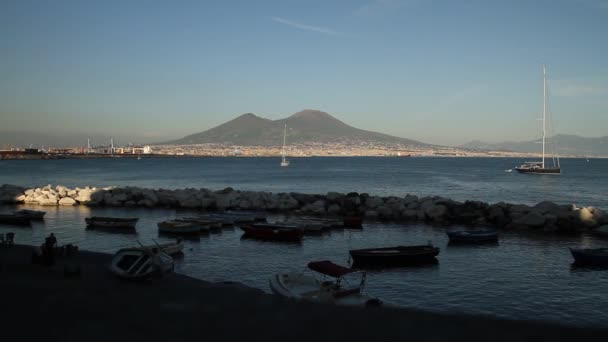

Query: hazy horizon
left=1, top=0, right=607, bottom=147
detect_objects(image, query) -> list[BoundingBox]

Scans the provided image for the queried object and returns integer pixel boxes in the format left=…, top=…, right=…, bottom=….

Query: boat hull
left=570, top=248, right=608, bottom=266
left=349, top=245, right=440, bottom=266
left=240, top=224, right=303, bottom=242
left=110, top=248, right=173, bottom=280
left=13, top=209, right=46, bottom=220
left=85, top=217, right=138, bottom=229
left=157, top=221, right=202, bottom=235
left=447, top=230, right=498, bottom=243
left=515, top=167, right=561, bottom=175
left=269, top=273, right=382, bottom=307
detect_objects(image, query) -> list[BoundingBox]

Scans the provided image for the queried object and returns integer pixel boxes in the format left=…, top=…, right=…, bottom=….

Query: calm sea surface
left=1, top=157, right=607, bottom=327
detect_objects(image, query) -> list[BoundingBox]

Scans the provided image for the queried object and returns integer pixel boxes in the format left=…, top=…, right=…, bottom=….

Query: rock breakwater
left=1, top=183, right=606, bottom=233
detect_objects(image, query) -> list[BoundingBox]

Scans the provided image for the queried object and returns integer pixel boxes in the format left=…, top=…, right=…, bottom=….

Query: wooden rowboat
left=85, top=217, right=138, bottom=229
left=240, top=223, right=303, bottom=242
left=349, top=245, right=439, bottom=267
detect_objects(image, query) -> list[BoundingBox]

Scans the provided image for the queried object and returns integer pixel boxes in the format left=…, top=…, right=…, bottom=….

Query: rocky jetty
left=1, top=183, right=606, bottom=232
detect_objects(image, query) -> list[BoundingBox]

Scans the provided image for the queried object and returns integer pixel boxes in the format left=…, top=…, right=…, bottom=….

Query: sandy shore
left=1, top=244, right=606, bottom=341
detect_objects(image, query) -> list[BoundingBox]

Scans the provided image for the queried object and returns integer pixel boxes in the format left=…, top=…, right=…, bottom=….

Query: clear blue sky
left=1, top=0, right=607, bottom=146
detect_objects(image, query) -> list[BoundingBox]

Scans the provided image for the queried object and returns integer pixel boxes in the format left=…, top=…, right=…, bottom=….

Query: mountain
left=165, top=110, right=426, bottom=146
left=460, top=134, right=608, bottom=156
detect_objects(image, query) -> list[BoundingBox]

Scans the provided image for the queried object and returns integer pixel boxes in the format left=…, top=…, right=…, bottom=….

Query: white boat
left=110, top=247, right=174, bottom=280
left=14, top=209, right=46, bottom=220
left=515, top=65, right=561, bottom=175
left=269, top=260, right=383, bottom=307
left=280, top=123, right=290, bottom=167
left=157, top=220, right=203, bottom=234
left=140, top=239, right=184, bottom=256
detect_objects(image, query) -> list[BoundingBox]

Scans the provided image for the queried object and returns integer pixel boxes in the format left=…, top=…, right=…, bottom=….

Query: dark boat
left=14, top=209, right=46, bottom=220
left=570, top=248, right=608, bottom=266
left=349, top=245, right=440, bottom=266
left=240, top=223, right=303, bottom=242
left=85, top=217, right=138, bottom=229
left=447, top=230, right=498, bottom=243
left=0, top=214, right=31, bottom=226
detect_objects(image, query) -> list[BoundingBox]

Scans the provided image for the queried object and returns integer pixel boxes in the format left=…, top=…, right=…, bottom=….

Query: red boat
left=240, top=224, right=303, bottom=242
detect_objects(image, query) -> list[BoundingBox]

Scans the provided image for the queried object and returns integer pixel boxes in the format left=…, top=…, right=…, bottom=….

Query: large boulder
left=76, top=189, right=94, bottom=203
left=533, top=201, right=561, bottom=215
left=402, top=209, right=418, bottom=220
left=377, top=206, right=393, bottom=220
left=326, top=192, right=344, bottom=203
left=58, top=197, right=77, bottom=206
left=365, top=196, right=384, bottom=210
left=513, top=211, right=546, bottom=228
left=290, top=193, right=317, bottom=206
left=576, top=207, right=598, bottom=227
left=0, top=184, right=26, bottom=203
left=327, top=204, right=342, bottom=215
left=277, top=194, right=299, bottom=211
left=426, top=204, right=448, bottom=221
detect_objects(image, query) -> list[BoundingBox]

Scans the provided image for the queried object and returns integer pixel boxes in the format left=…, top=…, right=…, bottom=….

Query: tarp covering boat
left=307, top=260, right=356, bottom=278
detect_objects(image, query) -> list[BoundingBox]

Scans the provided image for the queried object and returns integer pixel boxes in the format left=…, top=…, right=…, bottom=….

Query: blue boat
left=570, top=248, right=608, bottom=266
left=447, top=230, right=498, bottom=243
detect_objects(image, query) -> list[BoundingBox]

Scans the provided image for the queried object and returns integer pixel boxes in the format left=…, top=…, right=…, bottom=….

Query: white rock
left=58, top=197, right=77, bottom=206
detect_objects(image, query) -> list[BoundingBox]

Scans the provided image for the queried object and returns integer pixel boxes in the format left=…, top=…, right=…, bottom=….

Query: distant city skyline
left=1, top=0, right=607, bottom=146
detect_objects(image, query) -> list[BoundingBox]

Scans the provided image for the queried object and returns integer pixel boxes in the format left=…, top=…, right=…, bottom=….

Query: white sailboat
left=515, top=65, right=561, bottom=175
left=280, top=124, right=290, bottom=167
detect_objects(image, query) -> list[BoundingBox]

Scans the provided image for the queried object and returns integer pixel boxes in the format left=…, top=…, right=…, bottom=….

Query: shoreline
left=1, top=184, right=607, bottom=234
left=1, top=243, right=607, bottom=339
left=0, top=154, right=603, bottom=160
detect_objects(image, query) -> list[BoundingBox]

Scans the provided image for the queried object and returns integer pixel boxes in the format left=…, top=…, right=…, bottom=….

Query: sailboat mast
left=282, top=124, right=287, bottom=160
left=542, top=65, right=546, bottom=169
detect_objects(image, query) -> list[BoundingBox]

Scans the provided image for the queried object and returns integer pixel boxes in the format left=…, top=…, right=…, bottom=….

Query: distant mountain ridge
left=461, top=134, right=608, bottom=156
left=165, top=110, right=427, bottom=146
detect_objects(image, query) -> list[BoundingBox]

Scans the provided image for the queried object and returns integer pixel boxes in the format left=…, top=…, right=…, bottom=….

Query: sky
left=1, top=0, right=607, bottom=146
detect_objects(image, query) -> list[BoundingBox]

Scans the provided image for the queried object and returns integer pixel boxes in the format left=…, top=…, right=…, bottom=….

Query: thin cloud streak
left=272, top=17, right=341, bottom=36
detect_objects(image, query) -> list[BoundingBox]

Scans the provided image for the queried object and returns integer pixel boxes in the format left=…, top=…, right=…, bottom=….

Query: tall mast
left=542, top=65, right=546, bottom=168
left=282, top=124, right=287, bottom=160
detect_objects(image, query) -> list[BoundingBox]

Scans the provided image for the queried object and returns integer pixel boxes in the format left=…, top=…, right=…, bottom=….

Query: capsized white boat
left=269, top=260, right=383, bottom=307
left=110, top=247, right=174, bottom=280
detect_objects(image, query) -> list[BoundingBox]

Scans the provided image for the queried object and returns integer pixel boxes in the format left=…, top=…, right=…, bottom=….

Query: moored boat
left=570, top=248, right=608, bottom=266
left=199, top=212, right=267, bottom=225
left=85, top=217, right=138, bottom=229
left=158, top=220, right=203, bottom=235
left=447, top=229, right=498, bottom=243
left=277, top=219, right=328, bottom=234
left=14, top=209, right=46, bottom=220
left=110, top=247, right=174, bottom=280
left=349, top=244, right=440, bottom=267
left=175, top=217, right=222, bottom=230
left=240, top=223, right=303, bottom=242
left=269, top=260, right=383, bottom=307
left=0, top=214, right=31, bottom=226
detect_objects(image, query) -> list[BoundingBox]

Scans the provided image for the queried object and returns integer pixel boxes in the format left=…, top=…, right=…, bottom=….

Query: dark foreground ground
left=1, top=244, right=606, bottom=342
